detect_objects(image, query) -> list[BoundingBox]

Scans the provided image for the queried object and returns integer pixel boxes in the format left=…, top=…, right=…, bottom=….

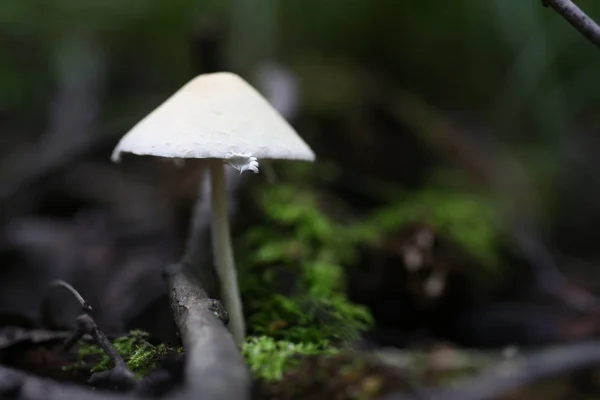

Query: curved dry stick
left=48, top=280, right=93, bottom=313
left=543, top=0, right=600, bottom=49
left=380, top=341, right=600, bottom=400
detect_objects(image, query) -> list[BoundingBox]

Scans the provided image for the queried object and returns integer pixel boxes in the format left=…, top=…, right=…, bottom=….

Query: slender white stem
left=209, top=159, right=245, bottom=343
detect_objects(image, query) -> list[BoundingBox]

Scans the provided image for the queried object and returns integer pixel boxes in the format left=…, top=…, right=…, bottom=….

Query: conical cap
left=111, top=72, right=315, bottom=164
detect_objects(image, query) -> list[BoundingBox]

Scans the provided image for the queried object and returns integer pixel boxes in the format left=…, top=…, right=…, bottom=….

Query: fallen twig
left=543, top=0, right=600, bottom=49
left=47, top=280, right=137, bottom=391
left=380, top=340, right=600, bottom=400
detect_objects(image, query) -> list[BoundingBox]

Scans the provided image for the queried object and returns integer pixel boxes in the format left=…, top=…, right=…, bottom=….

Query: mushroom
left=111, top=72, right=315, bottom=343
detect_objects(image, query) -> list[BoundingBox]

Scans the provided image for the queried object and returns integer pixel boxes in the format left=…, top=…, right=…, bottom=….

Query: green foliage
left=239, top=184, right=374, bottom=345
left=241, top=336, right=337, bottom=381
left=73, top=330, right=179, bottom=378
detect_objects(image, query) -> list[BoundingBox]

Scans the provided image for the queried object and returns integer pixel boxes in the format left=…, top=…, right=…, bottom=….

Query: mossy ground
left=237, top=167, right=504, bottom=388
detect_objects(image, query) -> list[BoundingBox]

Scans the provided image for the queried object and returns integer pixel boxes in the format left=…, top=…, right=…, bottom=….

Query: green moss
left=241, top=336, right=337, bottom=381
left=71, top=330, right=180, bottom=378
left=239, top=184, right=374, bottom=345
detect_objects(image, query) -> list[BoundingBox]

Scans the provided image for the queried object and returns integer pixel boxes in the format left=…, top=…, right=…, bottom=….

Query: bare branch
left=380, top=341, right=600, bottom=400
left=543, top=0, right=600, bottom=49
left=166, top=269, right=251, bottom=400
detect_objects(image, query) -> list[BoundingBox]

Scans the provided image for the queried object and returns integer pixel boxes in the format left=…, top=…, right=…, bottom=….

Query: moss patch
left=238, top=184, right=374, bottom=345
left=69, top=330, right=180, bottom=378
left=242, top=336, right=337, bottom=381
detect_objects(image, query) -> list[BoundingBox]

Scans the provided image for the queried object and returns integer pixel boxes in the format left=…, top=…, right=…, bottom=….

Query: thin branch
left=49, top=280, right=92, bottom=313
left=42, top=279, right=93, bottom=330
left=380, top=341, right=600, bottom=400
left=543, top=0, right=600, bottom=49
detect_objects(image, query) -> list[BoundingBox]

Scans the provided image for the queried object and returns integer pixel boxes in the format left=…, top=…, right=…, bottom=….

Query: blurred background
left=3, top=0, right=600, bottom=366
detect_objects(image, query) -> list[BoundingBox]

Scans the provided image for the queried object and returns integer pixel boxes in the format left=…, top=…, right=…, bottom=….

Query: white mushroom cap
left=111, top=72, right=315, bottom=172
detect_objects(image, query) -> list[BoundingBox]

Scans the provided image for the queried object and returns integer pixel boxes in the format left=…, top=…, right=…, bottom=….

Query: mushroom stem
left=208, top=159, right=245, bottom=343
